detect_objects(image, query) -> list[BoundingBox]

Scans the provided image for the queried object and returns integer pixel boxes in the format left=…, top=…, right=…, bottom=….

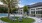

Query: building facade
left=18, top=8, right=23, bottom=15
left=28, top=2, right=42, bottom=18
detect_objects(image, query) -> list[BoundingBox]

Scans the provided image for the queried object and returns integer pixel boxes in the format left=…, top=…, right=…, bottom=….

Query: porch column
left=29, top=9, right=31, bottom=14
left=35, top=8, right=36, bottom=16
left=35, top=8, right=36, bottom=14
left=29, top=9, right=31, bottom=16
left=30, top=9, right=31, bottom=16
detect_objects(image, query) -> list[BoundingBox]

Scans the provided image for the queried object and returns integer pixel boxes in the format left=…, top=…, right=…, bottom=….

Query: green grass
left=0, top=17, right=35, bottom=23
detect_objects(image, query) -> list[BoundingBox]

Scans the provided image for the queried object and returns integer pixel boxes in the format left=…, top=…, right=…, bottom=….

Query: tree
left=23, top=6, right=28, bottom=18
left=11, top=8, right=18, bottom=13
left=23, top=6, right=28, bottom=13
left=1, top=0, right=19, bottom=18
left=0, top=7, right=8, bottom=13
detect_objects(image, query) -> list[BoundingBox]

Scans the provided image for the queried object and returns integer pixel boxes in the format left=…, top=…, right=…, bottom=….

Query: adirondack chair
left=9, top=16, right=17, bottom=21
left=18, top=17, right=22, bottom=22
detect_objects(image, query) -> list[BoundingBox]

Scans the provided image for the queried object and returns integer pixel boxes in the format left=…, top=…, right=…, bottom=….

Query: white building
left=28, top=2, right=42, bottom=18
left=18, top=8, right=23, bottom=15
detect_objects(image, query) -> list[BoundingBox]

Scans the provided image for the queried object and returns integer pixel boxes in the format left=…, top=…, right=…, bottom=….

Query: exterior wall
left=29, top=6, right=42, bottom=14
left=29, top=6, right=42, bottom=17
left=18, top=8, right=23, bottom=15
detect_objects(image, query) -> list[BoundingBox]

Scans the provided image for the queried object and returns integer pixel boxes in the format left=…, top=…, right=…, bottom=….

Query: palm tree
left=23, top=6, right=28, bottom=14
left=1, top=0, right=19, bottom=18
left=23, top=5, right=28, bottom=18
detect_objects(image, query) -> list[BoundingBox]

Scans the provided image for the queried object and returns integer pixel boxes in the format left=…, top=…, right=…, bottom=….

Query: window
left=31, top=9, right=35, bottom=10
left=36, top=11, right=42, bottom=14
left=38, top=8, right=42, bottom=9
left=36, top=8, right=42, bottom=10
left=21, top=12, right=22, bottom=14
left=31, top=11, right=35, bottom=14
left=31, top=9, right=35, bottom=11
left=21, top=10, right=22, bottom=11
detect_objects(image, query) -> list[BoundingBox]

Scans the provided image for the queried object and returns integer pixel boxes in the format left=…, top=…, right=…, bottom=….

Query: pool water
left=0, top=13, right=8, bottom=17
left=0, top=13, right=23, bottom=17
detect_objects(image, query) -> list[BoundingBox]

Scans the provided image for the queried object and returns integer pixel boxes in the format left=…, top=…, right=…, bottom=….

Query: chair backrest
left=18, top=17, right=22, bottom=21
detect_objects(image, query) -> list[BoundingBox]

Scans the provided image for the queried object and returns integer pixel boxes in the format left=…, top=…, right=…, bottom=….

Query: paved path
left=0, top=20, right=7, bottom=23
left=28, top=16, right=42, bottom=23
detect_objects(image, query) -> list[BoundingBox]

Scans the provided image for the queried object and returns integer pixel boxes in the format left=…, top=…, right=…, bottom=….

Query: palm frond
left=1, top=0, right=10, bottom=4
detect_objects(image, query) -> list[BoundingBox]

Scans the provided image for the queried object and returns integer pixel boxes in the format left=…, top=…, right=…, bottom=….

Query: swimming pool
left=0, top=13, right=23, bottom=18
left=0, top=13, right=8, bottom=17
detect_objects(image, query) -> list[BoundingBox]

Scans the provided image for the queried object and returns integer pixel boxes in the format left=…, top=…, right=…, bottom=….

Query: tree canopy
left=0, top=0, right=19, bottom=18
left=23, top=6, right=28, bottom=12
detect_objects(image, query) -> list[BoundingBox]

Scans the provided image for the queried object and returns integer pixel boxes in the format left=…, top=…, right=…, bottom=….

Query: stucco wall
left=29, top=6, right=42, bottom=14
left=29, top=6, right=42, bottom=17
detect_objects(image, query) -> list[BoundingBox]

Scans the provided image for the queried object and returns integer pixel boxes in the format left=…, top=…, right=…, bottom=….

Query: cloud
left=18, top=3, right=35, bottom=7
left=0, top=2, right=3, bottom=5
left=18, top=4, right=24, bottom=7
left=28, top=3, right=35, bottom=5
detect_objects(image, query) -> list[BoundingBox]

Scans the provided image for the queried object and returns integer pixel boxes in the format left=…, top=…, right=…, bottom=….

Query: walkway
left=28, top=16, right=42, bottom=23
left=0, top=20, right=7, bottom=23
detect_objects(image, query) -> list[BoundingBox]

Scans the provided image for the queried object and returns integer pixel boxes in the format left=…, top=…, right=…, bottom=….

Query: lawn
left=0, top=17, right=35, bottom=23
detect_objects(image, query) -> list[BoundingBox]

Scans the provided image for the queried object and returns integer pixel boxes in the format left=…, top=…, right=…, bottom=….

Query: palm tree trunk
left=8, top=8, right=10, bottom=18
left=8, top=3, right=10, bottom=18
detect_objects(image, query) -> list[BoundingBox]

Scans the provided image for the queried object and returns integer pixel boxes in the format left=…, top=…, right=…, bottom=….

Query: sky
left=0, top=0, right=42, bottom=7
left=19, top=0, right=42, bottom=7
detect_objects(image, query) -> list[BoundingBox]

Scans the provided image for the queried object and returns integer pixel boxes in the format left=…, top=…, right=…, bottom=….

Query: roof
left=28, top=2, right=42, bottom=8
